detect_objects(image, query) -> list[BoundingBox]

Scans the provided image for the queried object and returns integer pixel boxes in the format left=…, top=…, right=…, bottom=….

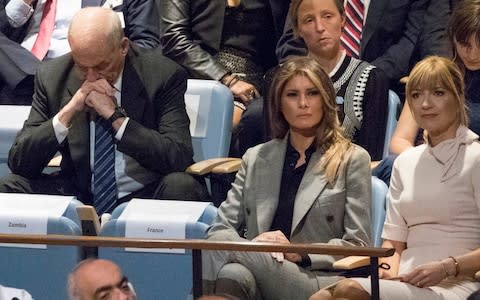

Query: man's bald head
left=68, top=7, right=124, bottom=53
left=67, top=7, right=129, bottom=84
left=68, top=259, right=135, bottom=300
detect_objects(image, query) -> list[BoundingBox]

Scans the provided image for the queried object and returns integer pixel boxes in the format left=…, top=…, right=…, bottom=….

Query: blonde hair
left=269, top=56, right=353, bottom=183
left=406, top=56, right=468, bottom=132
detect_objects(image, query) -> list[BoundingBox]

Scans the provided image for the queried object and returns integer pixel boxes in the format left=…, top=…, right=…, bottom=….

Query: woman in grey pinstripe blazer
left=202, top=56, right=371, bottom=300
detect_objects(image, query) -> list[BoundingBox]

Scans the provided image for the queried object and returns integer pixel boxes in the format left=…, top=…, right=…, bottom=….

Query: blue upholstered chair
left=0, top=105, right=30, bottom=178
left=184, top=79, right=237, bottom=205
left=332, top=176, right=389, bottom=272
left=98, top=201, right=217, bottom=300
left=0, top=79, right=235, bottom=178
left=336, top=91, right=400, bottom=160
left=0, top=197, right=83, bottom=299
left=185, top=79, right=234, bottom=162
left=383, top=90, right=401, bottom=158
left=370, top=176, right=388, bottom=247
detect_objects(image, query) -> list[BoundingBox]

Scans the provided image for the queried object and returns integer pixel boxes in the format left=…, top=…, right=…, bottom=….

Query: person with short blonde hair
left=391, top=0, right=480, bottom=155
left=310, top=56, right=480, bottom=300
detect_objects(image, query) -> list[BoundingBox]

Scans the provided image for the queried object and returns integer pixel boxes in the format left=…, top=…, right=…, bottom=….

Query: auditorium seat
left=0, top=195, right=83, bottom=299
left=98, top=200, right=217, bottom=300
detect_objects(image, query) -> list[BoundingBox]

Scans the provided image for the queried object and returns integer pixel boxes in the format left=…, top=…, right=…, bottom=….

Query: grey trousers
left=202, top=249, right=342, bottom=300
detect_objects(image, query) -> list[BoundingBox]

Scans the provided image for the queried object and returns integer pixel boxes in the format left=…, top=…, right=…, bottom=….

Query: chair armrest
left=333, top=256, right=371, bottom=270
left=186, top=158, right=239, bottom=175
left=76, top=205, right=100, bottom=236
left=211, top=158, right=241, bottom=174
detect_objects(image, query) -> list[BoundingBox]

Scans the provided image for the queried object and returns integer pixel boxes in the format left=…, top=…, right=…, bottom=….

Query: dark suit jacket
left=277, top=0, right=429, bottom=82
left=160, top=0, right=291, bottom=81
left=0, top=0, right=159, bottom=89
left=8, top=45, right=194, bottom=203
left=415, top=0, right=454, bottom=59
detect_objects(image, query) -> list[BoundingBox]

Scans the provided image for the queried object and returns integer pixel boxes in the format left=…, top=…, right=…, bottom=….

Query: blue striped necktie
left=93, top=116, right=117, bottom=215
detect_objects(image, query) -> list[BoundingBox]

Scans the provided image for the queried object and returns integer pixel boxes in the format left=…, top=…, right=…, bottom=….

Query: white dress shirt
left=52, top=74, right=158, bottom=198
left=5, top=0, right=82, bottom=58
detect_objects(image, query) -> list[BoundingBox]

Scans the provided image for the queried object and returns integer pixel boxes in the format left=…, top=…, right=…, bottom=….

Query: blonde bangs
left=406, top=56, right=468, bottom=127
left=407, top=60, right=454, bottom=95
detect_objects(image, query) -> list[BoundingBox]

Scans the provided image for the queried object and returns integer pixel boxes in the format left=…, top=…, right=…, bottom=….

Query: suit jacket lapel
left=120, top=50, right=147, bottom=120
left=65, top=72, right=90, bottom=192
left=291, top=151, right=328, bottom=235
left=361, top=0, right=389, bottom=54
left=255, top=138, right=287, bottom=234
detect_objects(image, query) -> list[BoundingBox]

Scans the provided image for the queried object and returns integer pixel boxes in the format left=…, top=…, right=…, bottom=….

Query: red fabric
left=341, top=0, right=364, bottom=58
left=30, top=0, right=57, bottom=60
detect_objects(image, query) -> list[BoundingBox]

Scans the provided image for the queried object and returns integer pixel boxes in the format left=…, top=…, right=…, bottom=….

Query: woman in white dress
left=309, top=56, right=480, bottom=300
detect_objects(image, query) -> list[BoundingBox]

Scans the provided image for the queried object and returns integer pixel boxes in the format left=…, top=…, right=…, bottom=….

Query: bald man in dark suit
left=0, top=0, right=159, bottom=105
left=0, top=7, right=207, bottom=211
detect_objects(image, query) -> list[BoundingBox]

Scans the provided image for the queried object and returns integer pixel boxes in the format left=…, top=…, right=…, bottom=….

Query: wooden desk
left=0, top=234, right=394, bottom=299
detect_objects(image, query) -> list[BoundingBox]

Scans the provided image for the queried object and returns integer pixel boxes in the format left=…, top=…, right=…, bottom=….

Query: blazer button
left=246, top=208, right=251, bottom=215
left=326, top=215, right=334, bottom=222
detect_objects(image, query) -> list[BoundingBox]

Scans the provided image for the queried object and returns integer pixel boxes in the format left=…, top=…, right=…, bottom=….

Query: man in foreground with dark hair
left=68, top=259, right=135, bottom=300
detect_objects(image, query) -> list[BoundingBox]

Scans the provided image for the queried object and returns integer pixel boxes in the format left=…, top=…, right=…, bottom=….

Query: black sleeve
left=117, top=60, right=194, bottom=175
left=416, top=0, right=452, bottom=58
left=121, top=0, right=160, bottom=49
left=275, top=4, right=307, bottom=62
left=370, top=0, right=429, bottom=82
left=355, top=67, right=389, bottom=161
left=159, top=0, right=228, bottom=80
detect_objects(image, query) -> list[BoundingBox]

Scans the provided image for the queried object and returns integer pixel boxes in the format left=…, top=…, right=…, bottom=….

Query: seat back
left=185, top=79, right=233, bottom=162
left=99, top=200, right=218, bottom=300
left=371, top=176, right=388, bottom=247
left=0, top=80, right=234, bottom=176
left=0, top=105, right=30, bottom=177
left=383, top=90, right=401, bottom=158
left=0, top=196, right=83, bottom=299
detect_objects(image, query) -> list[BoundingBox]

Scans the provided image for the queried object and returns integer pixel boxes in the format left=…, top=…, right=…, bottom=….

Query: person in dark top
left=160, top=0, right=291, bottom=156
left=202, top=56, right=371, bottom=300
left=277, top=0, right=429, bottom=96
left=275, top=0, right=389, bottom=161
left=390, top=0, right=480, bottom=155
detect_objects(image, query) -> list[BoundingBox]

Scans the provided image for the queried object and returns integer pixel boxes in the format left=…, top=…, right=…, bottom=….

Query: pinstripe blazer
left=208, top=136, right=372, bottom=270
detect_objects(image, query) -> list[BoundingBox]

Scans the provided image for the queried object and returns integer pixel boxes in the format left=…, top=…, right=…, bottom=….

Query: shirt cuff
left=5, top=0, right=34, bottom=28
left=381, top=222, right=408, bottom=242
left=52, top=114, right=69, bottom=144
left=114, top=117, right=129, bottom=141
